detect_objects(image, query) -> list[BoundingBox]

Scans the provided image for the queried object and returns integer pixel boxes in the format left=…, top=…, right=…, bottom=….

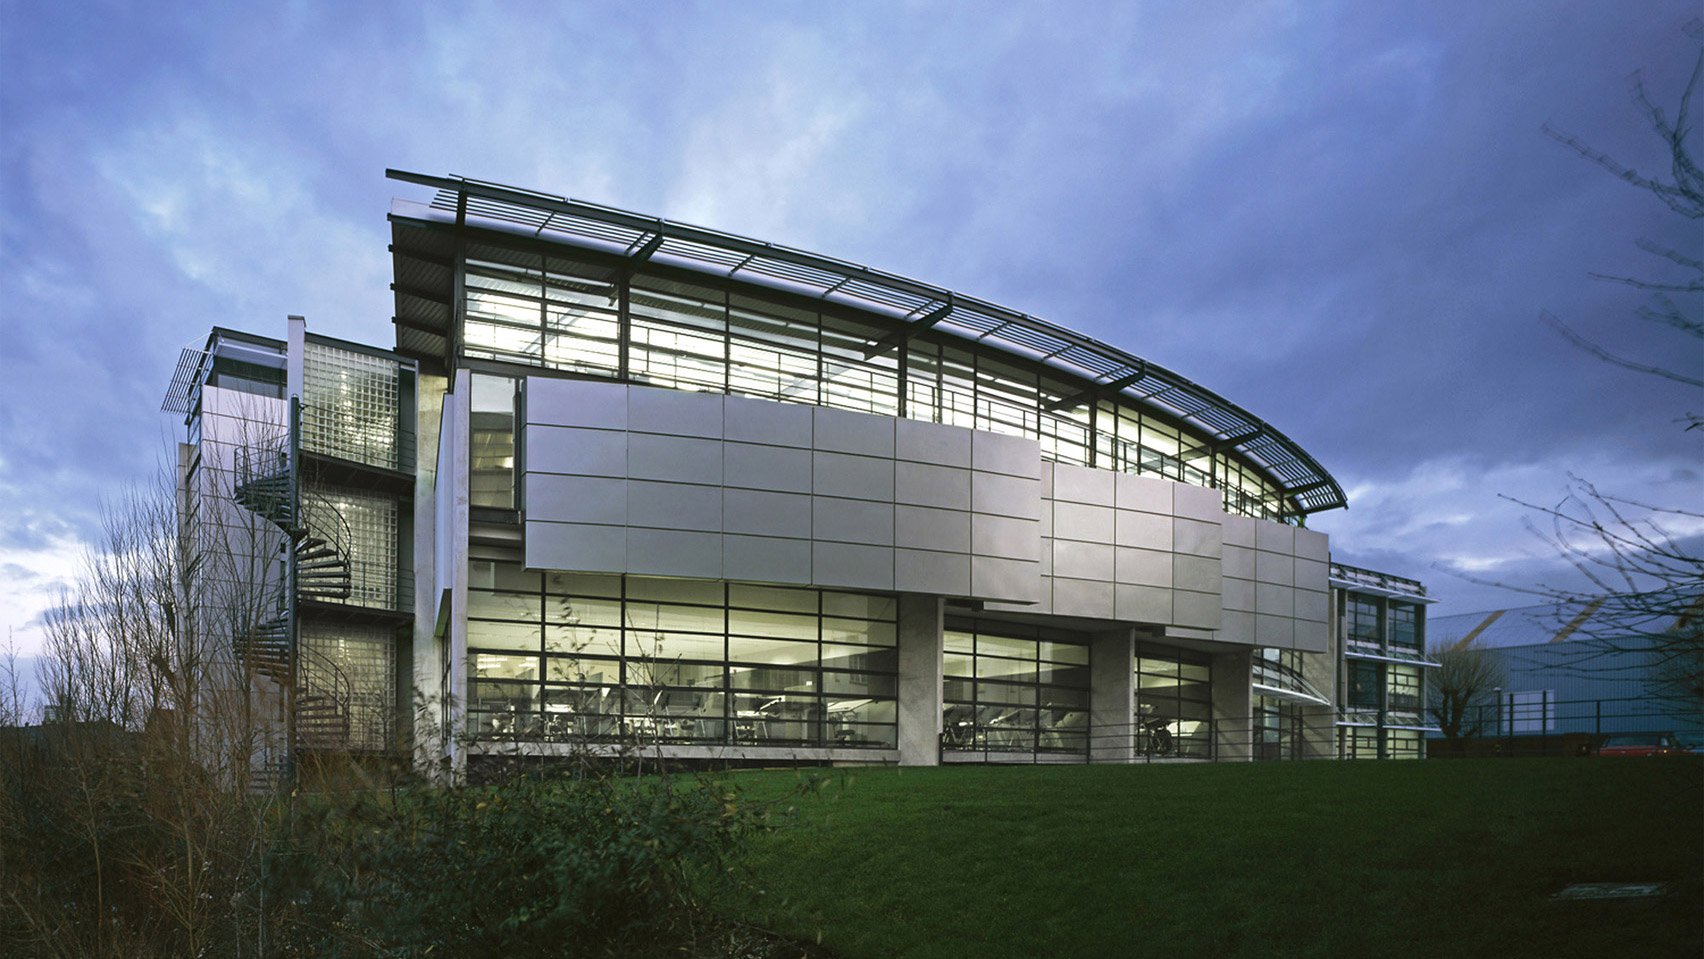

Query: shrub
left=268, top=771, right=769, bottom=956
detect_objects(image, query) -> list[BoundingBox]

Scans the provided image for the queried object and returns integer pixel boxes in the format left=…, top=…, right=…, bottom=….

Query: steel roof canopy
left=384, top=169, right=1347, bottom=515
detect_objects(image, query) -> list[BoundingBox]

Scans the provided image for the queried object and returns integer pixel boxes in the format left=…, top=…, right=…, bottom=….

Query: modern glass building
left=160, top=170, right=1440, bottom=777
left=1329, top=564, right=1437, bottom=759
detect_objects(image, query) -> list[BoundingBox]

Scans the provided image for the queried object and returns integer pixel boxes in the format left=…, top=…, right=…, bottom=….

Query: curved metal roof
left=384, top=170, right=1346, bottom=515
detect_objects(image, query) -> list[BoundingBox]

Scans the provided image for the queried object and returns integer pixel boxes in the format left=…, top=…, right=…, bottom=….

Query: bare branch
left=1540, top=311, right=1704, bottom=387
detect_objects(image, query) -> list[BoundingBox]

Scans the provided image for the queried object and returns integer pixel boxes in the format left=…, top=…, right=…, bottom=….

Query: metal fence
left=940, top=715, right=1348, bottom=765
left=1430, top=694, right=1701, bottom=758
left=933, top=694, right=1702, bottom=765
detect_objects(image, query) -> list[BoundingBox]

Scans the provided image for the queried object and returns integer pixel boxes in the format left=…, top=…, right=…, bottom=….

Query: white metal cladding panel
left=983, top=462, right=1332, bottom=643
left=895, top=419, right=971, bottom=468
left=1217, top=515, right=1330, bottom=652
left=521, top=380, right=1042, bottom=602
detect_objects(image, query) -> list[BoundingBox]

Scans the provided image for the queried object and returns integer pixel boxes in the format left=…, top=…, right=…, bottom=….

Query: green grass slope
left=724, top=760, right=1703, bottom=959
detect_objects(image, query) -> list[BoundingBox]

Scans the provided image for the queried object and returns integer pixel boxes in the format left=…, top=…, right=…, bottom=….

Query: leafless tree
left=1497, top=478, right=1702, bottom=715
left=1501, top=30, right=1704, bottom=717
left=0, top=635, right=36, bottom=728
left=1427, top=637, right=1507, bottom=752
left=1, top=450, right=288, bottom=957
left=1541, top=31, right=1702, bottom=425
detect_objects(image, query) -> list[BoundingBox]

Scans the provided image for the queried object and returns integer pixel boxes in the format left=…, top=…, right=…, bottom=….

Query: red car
left=1597, top=733, right=1682, bottom=757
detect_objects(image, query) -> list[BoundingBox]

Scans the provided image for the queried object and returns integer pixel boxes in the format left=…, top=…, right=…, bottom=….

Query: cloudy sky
left=2, top=2, right=1699, bottom=665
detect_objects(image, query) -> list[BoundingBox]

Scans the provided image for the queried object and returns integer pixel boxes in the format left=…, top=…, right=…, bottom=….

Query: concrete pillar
left=1298, top=644, right=1338, bottom=759
left=1212, top=648, right=1254, bottom=761
left=285, top=315, right=305, bottom=399
left=410, top=373, right=449, bottom=777
left=896, top=595, right=944, bottom=766
left=1089, top=628, right=1135, bottom=763
left=417, top=370, right=470, bottom=782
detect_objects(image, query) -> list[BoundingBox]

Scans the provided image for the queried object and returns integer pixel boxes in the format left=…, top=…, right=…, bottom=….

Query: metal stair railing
left=231, top=442, right=294, bottom=528
left=295, top=639, right=356, bottom=752
left=296, top=486, right=355, bottom=603
left=232, top=440, right=361, bottom=606
left=234, top=434, right=406, bottom=611
left=232, top=591, right=293, bottom=684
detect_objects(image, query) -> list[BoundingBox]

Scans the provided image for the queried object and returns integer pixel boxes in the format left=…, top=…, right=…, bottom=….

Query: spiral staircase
left=231, top=439, right=357, bottom=756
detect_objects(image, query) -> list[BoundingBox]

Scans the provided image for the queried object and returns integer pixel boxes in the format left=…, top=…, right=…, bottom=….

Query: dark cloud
left=0, top=1, right=1696, bottom=628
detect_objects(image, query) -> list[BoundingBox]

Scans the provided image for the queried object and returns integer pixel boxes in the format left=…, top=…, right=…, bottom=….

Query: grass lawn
left=720, top=759, right=1703, bottom=959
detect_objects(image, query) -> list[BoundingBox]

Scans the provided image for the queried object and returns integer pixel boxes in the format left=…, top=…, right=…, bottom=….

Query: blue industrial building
left=1429, top=602, right=1703, bottom=745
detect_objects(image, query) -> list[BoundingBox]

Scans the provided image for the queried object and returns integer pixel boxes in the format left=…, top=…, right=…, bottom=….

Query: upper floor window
left=1347, top=596, right=1382, bottom=647
left=470, top=374, right=517, bottom=510
left=1389, top=602, right=1420, bottom=649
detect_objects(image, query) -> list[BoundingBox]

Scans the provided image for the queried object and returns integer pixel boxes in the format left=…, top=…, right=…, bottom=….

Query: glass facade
left=941, top=620, right=1091, bottom=754
left=1389, top=602, right=1420, bottom=650
left=1347, top=660, right=1382, bottom=708
left=1385, top=729, right=1423, bottom=759
left=1134, top=644, right=1214, bottom=758
left=1340, top=727, right=1380, bottom=759
left=1334, top=569, right=1434, bottom=760
left=1386, top=664, right=1422, bottom=722
left=466, top=564, right=899, bottom=748
left=454, top=239, right=1296, bottom=522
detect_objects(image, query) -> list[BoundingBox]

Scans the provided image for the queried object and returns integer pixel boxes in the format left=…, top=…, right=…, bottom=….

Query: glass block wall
left=302, top=622, right=396, bottom=752
left=303, top=342, right=402, bottom=471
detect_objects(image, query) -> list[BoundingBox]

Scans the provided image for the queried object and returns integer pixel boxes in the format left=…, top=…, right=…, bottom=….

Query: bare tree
left=1501, top=31, right=1704, bottom=716
left=0, top=634, right=38, bottom=728
left=1497, top=478, right=1702, bottom=715
left=1427, top=637, right=1507, bottom=753
left=0, top=455, right=289, bottom=957
left=1541, top=32, right=1703, bottom=422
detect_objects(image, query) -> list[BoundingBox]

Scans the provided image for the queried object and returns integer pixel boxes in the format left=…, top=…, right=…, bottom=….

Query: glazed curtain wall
left=941, top=620, right=1091, bottom=754
left=466, top=561, right=900, bottom=748
left=458, top=244, right=1290, bottom=522
left=1135, top=643, right=1214, bottom=759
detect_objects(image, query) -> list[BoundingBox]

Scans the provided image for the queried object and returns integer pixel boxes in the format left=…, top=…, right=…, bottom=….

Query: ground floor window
left=466, top=563, right=899, bottom=748
left=1254, top=695, right=1304, bottom=761
left=1337, top=726, right=1423, bottom=759
left=1134, top=643, right=1213, bottom=758
left=941, top=619, right=1090, bottom=755
left=1386, top=729, right=1423, bottom=759
left=1339, top=726, right=1380, bottom=759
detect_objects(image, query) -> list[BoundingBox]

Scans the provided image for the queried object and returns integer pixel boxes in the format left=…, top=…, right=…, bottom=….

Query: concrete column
left=424, top=371, right=470, bottom=782
left=285, top=315, right=305, bottom=399
left=896, top=595, right=944, bottom=766
left=1212, top=648, right=1254, bottom=762
left=1298, top=645, right=1338, bottom=759
left=1299, top=705, right=1336, bottom=759
left=410, top=373, right=448, bottom=778
left=1089, top=628, right=1135, bottom=763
